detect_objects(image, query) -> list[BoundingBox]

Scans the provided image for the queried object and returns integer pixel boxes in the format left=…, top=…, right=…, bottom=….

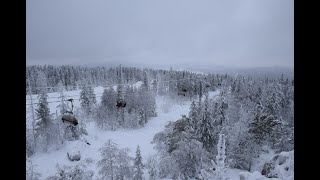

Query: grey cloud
left=27, top=0, right=293, bottom=68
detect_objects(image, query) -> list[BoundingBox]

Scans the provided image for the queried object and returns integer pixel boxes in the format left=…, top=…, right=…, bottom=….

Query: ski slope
left=26, top=87, right=287, bottom=180
left=27, top=87, right=221, bottom=178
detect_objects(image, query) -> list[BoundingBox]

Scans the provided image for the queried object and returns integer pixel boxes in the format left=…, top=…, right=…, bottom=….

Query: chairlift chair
left=116, top=99, right=126, bottom=108
left=178, top=88, right=187, bottom=96
left=61, top=98, right=78, bottom=126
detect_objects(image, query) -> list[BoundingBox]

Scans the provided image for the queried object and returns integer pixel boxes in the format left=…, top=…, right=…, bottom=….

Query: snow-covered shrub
left=46, top=158, right=94, bottom=180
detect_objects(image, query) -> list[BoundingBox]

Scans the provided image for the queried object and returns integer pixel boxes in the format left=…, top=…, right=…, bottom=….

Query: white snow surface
left=27, top=87, right=293, bottom=180
left=27, top=86, right=221, bottom=179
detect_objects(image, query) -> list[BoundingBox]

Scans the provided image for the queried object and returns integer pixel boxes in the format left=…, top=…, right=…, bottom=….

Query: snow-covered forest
left=26, top=65, right=293, bottom=180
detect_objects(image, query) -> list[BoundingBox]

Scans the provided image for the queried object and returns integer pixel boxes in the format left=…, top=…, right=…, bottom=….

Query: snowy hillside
left=26, top=66, right=293, bottom=180
left=26, top=84, right=219, bottom=179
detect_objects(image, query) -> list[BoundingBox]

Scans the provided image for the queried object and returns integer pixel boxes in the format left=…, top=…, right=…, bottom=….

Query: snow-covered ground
left=27, top=86, right=222, bottom=179
left=28, top=87, right=289, bottom=180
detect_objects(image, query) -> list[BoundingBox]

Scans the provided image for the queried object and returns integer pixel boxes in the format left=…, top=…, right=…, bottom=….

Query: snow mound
left=251, top=146, right=276, bottom=173
left=261, top=151, right=294, bottom=180
left=67, top=150, right=81, bottom=161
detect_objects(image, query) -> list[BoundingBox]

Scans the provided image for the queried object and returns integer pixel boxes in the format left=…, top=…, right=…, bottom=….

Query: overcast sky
left=26, top=0, right=293, bottom=68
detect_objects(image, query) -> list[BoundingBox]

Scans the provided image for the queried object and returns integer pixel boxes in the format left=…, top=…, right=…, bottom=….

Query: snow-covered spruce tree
left=248, top=103, right=281, bottom=146
left=35, top=71, right=53, bottom=151
left=96, top=87, right=117, bottom=130
left=264, top=82, right=283, bottom=118
left=79, top=78, right=96, bottom=115
left=215, top=134, right=226, bottom=180
left=88, top=85, right=97, bottom=106
left=196, top=93, right=216, bottom=153
left=97, top=139, right=119, bottom=180
left=142, top=71, right=149, bottom=91
left=80, top=85, right=91, bottom=114
left=146, top=156, right=158, bottom=180
left=213, top=92, right=229, bottom=136
left=141, top=71, right=157, bottom=121
left=116, top=66, right=125, bottom=127
left=117, top=148, right=134, bottom=180
left=153, top=116, right=209, bottom=179
left=56, top=81, right=67, bottom=114
left=133, top=145, right=144, bottom=180
left=134, top=81, right=157, bottom=127
left=227, top=101, right=257, bottom=171
left=198, top=133, right=227, bottom=180
left=265, top=81, right=289, bottom=151
left=188, top=99, right=199, bottom=131
left=97, top=139, right=133, bottom=180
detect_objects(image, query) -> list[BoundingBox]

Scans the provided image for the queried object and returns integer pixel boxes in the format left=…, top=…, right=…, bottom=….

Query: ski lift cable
left=28, top=77, right=200, bottom=90
left=27, top=85, right=168, bottom=104
left=26, top=86, right=169, bottom=105
left=27, top=85, right=165, bottom=102
left=26, top=77, right=199, bottom=100
left=26, top=92, right=105, bottom=100
left=26, top=78, right=211, bottom=103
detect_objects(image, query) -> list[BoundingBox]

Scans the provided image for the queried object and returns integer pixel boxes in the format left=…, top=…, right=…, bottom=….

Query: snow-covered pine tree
left=133, top=145, right=144, bottom=180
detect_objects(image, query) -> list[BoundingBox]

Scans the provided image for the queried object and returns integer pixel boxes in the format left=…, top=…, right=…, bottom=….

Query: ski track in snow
left=27, top=88, right=222, bottom=178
